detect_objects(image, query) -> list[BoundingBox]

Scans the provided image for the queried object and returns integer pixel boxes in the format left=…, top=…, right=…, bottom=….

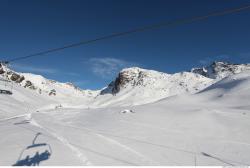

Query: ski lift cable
left=3, top=4, right=250, bottom=63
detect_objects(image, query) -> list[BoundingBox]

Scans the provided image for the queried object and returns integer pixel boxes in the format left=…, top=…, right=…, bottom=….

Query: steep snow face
left=191, top=61, right=250, bottom=79
left=95, top=67, right=213, bottom=107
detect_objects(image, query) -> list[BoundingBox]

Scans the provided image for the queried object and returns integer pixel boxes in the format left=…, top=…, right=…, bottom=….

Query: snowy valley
left=0, top=61, right=250, bottom=165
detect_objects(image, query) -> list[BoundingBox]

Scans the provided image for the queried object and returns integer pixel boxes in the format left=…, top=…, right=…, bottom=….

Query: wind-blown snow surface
left=1, top=71, right=250, bottom=165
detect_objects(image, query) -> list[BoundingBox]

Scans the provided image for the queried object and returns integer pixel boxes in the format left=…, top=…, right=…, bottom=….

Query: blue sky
left=1, top=0, right=250, bottom=89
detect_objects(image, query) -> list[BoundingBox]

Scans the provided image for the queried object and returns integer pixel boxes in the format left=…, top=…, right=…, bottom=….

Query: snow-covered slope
left=1, top=70, right=250, bottom=165
left=19, top=73, right=99, bottom=107
left=1, top=61, right=250, bottom=108
left=93, top=67, right=213, bottom=107
left=0, top=78, right=56, bottom=119
left=1, top=63, right=214, bottom=107
left=0, top=63, right=98, bottom=98
left=196, top=70, right=250, bottom=106
left=0, top=63, right=99, bottom=108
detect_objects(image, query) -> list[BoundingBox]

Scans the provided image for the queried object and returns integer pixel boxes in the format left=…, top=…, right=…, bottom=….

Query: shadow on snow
left=13, top=132, right=52, bottom=166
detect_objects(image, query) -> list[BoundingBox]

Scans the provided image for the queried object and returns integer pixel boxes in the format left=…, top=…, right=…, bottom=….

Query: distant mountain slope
left=93, top=67, right=213, bottom=107
left=1, top=61, right=250, bottom=108
left=191, top=61, right=250, bottom=79
left=0, top=77, right=56, bottom=118
left=196, top=70, right=250, bottom=106
left=0, top=63, right=98, bottom=102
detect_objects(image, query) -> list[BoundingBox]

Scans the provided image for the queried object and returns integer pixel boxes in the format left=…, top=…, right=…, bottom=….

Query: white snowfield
left=0, top=66, right=250, bottom=165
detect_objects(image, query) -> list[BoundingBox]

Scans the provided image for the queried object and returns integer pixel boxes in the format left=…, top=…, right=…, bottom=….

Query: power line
left=6, top=4, right=250, bottom=63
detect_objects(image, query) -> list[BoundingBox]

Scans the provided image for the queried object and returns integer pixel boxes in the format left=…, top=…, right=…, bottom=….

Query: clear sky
left=1, top=0, right=250, bottom=89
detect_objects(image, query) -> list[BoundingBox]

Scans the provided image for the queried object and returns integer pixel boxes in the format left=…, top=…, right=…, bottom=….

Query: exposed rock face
left=111, top=69, right=151, bottom=93
left=0, top=64, right=5, bottom=74
left=100, top=67, right=212, bottom=96
left=10, top=73, right=21, bottom=81
left=24, top=80, right=37, bottom=90
left=0, top=63, right=25, bottom=83
left=113, top=70, right=137, bottom=94
left=16, top=76, right=25, bottom=83
left=24, top=81, right=32, bottom=88
left=191, top=67, right=208, bottom=77
left=191, top=61, right=250, bottom=79
left=101, top=67, right=146, bottom=95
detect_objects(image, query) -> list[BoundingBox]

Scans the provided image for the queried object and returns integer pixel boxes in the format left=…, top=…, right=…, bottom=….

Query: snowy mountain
left=191, top=61, right=250, bottom=79
left=1, top=61, right=250, bottom=108
left=94, top=67, right=213, bottom=107
left=1, top=68, right=250, bottom=165
left=0, top=63, right=98, bottom=107
left=1, top=63, right=213, bottom=107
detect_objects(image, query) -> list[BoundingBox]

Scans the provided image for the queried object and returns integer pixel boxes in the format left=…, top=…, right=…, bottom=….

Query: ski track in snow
left=62, top=123, right=247, bottom=166
left=28, top=113, right=92, bottom=166
left=54, top=122, right=198, bottom=160
left=1, top=68, right=250, bottom=165
left=90, top=131, right=158, bottom=165
left=36, top=114, right=158, bottom=165
left=5, top=111, right=248, bottom=166
left=0, top=114, right=29, bottom=122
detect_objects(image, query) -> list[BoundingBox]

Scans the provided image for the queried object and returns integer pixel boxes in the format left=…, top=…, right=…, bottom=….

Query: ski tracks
left=40, top=120, right=158, bottom=165
left=28, top=115, right=92, bottom=165
left=92, top=132, right=158, bottom=165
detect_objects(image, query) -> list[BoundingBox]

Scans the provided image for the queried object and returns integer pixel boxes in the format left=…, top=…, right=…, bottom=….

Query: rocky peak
left=100, top=67, right=180, bottom=96
left=191, top=61, right=250, bottom=79
left=101, top=67, right=153, bottom=95
left=0, top=62, right=25, bottom=84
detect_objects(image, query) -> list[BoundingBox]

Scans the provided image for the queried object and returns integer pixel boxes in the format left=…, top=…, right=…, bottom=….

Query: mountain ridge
left=1, top=61, right=250, bottom=107
left=191, top=61, right=250, bottom=79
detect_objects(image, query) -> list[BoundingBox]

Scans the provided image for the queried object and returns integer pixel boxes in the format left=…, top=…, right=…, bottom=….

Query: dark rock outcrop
left=100, top=68, right=148, bottom=95
left=0, top=64, right=5, bottom=74
left=49, top=89, right=56, bottom=96
left=10, top=73, right=21, bottom=81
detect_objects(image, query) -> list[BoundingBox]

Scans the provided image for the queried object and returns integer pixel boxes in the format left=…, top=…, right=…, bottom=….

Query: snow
left=93, top=67, right=214, bottom=107
left=20, top=73, right=98, bottom=99
left=0, top=64, right=250, bottom=165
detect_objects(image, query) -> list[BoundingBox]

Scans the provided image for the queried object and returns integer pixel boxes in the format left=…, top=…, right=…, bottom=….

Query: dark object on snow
left=10, top=73, right=21, bottom=81
left=0, top=89, right=12, bottom=95
left=49, top=89, right=56, bottom=96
